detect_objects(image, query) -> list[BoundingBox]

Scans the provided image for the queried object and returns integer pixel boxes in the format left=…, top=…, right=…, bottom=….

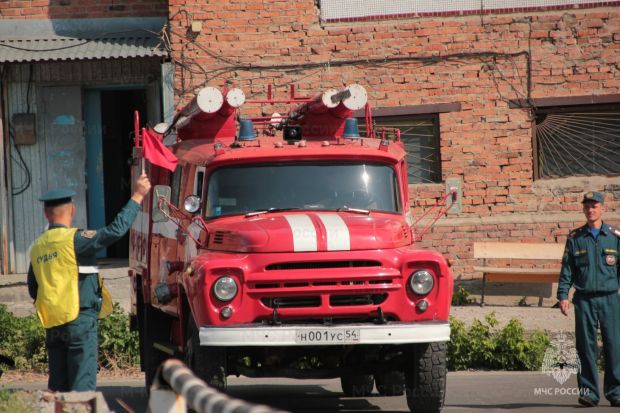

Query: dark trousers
left=573, top=292, right=620, bottom=402
left=45, top=313, right=98, bottom=391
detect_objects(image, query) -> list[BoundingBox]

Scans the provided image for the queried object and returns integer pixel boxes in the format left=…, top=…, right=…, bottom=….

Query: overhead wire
left=162, top=16, right=532, bottom=104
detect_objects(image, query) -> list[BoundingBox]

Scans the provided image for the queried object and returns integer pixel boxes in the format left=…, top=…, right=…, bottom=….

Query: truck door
left=176, top=166, right=205, bottom=264
left=150, top=166, right=182, bottom=313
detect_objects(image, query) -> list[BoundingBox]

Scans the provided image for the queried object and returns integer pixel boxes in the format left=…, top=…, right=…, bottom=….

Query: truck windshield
left=205, top=162, right=401, bottom=218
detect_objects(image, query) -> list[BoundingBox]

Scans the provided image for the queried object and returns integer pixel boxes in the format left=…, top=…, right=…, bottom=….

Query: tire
left=340, top=374, right=374, bottom=397
left=185, top=314, right=227, bottom=392
left=375, top=371, right=406, bottom=396
left=142, top=305, right=171, bottom=390
left=405, top=342, right=447, bottom=413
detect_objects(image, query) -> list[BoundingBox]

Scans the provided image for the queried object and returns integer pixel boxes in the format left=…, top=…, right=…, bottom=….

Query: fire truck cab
left=129, top=85, right=453, bottom=413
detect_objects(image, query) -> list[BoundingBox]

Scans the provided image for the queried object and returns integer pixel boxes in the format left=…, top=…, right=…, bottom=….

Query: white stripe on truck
left=284, top=215, right=317, bottom=252
left=317, top=213, right=350, bottom=251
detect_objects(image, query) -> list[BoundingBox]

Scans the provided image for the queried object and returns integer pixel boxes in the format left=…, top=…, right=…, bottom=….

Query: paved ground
left=0, top=259, right=575, bottom=334
left=7, top=372, right=619, bottom=413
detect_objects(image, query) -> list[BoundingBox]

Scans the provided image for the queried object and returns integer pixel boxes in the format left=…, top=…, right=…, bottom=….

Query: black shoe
left=610, top=398, right=620, bottom=407
left=578, top=397, right=598, bottom=407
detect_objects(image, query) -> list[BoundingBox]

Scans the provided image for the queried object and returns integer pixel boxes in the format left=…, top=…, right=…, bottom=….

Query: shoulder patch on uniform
left=568, top=230, right=578, bottom=239
left=608, top=224, right=620, bottom=237
left=80, top=230, right=97, bottom=238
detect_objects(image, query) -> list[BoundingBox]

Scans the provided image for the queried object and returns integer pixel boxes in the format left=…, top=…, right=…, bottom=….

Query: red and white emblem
left=606, top=254, right=617, bottom=265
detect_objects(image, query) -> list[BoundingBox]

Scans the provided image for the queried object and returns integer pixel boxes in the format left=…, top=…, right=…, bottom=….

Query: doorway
left=101, top=90, right=146, bottom=258
left=85, top=88, right=147, bottom=258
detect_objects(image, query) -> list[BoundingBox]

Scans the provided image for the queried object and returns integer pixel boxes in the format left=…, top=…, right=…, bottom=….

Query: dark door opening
left=100, top=89, right=147, bottom=258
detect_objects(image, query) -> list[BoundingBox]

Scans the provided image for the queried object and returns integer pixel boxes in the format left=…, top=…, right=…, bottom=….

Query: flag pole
left=134, top=110, right=145, bottom=174
left=140, top=129, right=145, bottom=175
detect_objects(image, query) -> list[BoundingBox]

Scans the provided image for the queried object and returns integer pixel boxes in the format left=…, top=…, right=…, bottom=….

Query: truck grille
left=265, top=260, right=381, bottom=270
left=330, top=293, right=388, bottom=306
left=252, top=278, right=394, bottom=289
left=260, top=293, right=388, bottom=309
left=212, top=231, right=226, bottom=244
left=260, top=296, right=321, bottom=308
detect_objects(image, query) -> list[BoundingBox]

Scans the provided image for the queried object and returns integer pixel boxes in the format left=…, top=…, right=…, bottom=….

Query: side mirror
left=152, top=185, right=171, bottom=223
left=184, top=195, right=201, bottom=214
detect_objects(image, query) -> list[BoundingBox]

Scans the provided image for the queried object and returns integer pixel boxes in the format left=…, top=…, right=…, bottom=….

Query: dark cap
left=39, top=188, right=76, bottom=207
left=582, top=191, right=604, bottom=204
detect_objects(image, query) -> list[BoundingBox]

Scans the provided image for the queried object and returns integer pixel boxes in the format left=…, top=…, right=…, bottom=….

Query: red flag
left=142, top=128, right=178, bottom=172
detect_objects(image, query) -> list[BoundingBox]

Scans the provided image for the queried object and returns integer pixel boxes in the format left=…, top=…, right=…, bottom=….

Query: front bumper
left=199, top=321, right=449, bottom=346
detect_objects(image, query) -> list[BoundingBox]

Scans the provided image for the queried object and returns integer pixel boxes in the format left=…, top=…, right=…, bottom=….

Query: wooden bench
left=473, top=242, right=565, bottom=306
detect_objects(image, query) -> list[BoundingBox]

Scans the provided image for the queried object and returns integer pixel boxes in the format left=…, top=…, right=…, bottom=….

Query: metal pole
left=157, top=359, right=288, bottom=413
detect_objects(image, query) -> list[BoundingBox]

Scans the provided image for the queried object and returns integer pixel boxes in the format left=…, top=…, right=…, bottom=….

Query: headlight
left=213, top=276, right=238, bottom=301
left=184, top=195, right=201, bottom=214
left=409, top=270, right=434, bottom=295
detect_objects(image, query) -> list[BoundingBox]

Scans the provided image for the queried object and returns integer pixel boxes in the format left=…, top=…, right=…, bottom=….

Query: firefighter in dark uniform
left=558, top=191, right=620, bottom=407
left=27, top=173, right=151, bottom=392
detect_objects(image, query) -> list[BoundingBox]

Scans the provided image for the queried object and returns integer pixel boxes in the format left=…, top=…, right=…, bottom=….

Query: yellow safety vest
left=98, top=274, right=113, bottom=319
left=30, top=227, right=80, bottom=328
left=30, top=227, right=113, bottom=328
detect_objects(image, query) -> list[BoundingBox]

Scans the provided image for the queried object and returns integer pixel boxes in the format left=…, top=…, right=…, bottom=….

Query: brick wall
left=173, top=2, right=620, bottom=280
left=0, top=0, right=167, bottom=19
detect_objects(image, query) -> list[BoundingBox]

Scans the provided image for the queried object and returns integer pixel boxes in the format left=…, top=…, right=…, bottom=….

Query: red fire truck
left=129, top=84, right=454, bottom=413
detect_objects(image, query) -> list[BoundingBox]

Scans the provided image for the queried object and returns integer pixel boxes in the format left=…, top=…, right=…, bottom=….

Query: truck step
left=153, top=342, right=183, bottom=357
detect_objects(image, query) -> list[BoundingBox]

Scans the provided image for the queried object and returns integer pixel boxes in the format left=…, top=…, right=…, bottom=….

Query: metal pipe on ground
left=152, top=359, right=288, bottom=413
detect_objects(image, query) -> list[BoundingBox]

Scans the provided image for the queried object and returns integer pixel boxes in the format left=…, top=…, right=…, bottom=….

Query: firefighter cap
left=582, top=191, right=604, bottom=204
left=39, top=188, right=76, bottom=207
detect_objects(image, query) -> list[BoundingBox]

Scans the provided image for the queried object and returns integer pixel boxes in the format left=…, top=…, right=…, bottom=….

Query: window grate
left=535, top=109, right=620, bottom=178
left=361, top=115, right=441, bottom=184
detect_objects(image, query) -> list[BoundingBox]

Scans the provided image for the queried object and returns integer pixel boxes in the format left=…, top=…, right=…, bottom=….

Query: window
left=534, top=105, right=620, bottom=179
left=365, top=115, right=441, bottom=184
left=170, top=166, right=183, bottom=206
left=319, top=0, right=612, bottom=22
left=194, top=166, right=205, bottom=198
left=205, top=162, right=400, bottom=218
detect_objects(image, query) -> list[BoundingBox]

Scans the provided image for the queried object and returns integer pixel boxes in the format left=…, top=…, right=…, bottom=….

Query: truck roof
left=173, top=136, right=407, bottom=167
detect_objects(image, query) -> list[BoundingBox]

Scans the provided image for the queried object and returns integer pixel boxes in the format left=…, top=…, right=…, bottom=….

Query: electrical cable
left=26, top=63, right=33, bottom=114
left=163, top=21, right=532, bottom=102
left=9, top=126, right=31, bottom=197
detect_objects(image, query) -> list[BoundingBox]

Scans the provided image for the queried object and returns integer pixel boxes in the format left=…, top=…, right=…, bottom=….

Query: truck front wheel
left=340, top=374, right=374, bottom=397
left=405, top=342, right=447, bottom=413
left=185, top=315, right=227, bottom=392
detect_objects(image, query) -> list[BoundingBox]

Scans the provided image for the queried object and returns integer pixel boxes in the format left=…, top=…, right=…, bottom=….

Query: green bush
left=0, top=388, right=38, bottom=413
left=451, top=286, right=476, bottom=306
left=0, top=305, right=46, bottom=371
left=0, top=303, right=139, bottom=372
left=448, top=313, right=550, bottom=371
left=98, top=303, right=140, bottom=369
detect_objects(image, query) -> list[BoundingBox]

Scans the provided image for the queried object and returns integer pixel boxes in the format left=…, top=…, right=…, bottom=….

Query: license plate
left=295, top=328, right=360, bottom=344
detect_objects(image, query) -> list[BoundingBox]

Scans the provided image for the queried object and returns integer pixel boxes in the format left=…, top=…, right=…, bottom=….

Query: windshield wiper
left=245, top=207, right=300, bottom=217
left=336, top=206, right=370, bottom=215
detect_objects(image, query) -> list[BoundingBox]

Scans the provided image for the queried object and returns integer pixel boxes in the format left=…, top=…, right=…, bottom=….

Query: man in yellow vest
left=28, top=173, right=151, bottom=392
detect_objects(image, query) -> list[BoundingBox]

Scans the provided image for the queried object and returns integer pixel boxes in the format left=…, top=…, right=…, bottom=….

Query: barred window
left=534, top=105, right=620, bottom=179
left=363, top=115, right=441, bottom=184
